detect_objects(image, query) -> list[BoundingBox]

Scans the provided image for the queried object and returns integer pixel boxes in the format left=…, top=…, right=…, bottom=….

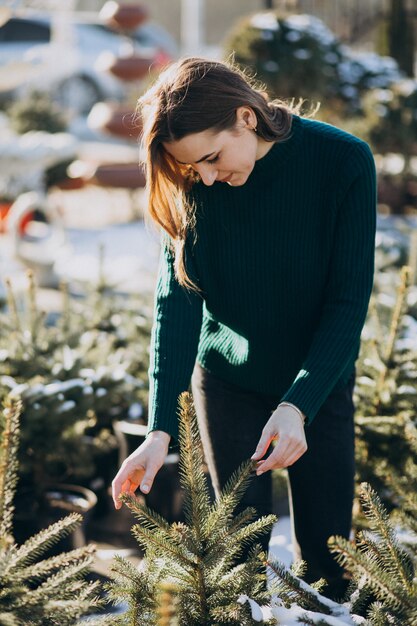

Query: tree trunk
left=388, top=0, right=415, bottom=77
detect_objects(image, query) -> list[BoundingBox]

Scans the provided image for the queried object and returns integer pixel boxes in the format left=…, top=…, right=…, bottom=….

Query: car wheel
left=55, top=75, right=102, bottom=116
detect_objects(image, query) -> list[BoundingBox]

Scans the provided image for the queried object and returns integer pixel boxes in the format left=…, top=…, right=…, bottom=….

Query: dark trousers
left=191, top=362, right=355, bottom=600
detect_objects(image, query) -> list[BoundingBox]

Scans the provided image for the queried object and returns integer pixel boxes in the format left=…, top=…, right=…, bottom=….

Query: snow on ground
left=56, top=221, right=160, bottom=294
left=269, top=516, right=293, bottom=567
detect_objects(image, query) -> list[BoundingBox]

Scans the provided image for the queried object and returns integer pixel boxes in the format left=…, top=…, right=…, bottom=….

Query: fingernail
left=141, top=484, right=149, bottom=493
left=256, top=470, right=263, bottom=476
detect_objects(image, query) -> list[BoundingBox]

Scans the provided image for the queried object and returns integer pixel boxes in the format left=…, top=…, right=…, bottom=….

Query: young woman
left=112, top=57, right=376, bottom=600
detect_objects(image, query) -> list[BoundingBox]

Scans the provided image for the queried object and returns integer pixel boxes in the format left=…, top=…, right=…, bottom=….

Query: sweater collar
left=252, top=113, right=304, bottom=176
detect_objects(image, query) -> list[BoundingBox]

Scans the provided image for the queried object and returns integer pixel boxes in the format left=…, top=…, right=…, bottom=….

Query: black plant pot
left=81, top=434, right=120, bottom=518
left=13, top=483, right=97, bottom=554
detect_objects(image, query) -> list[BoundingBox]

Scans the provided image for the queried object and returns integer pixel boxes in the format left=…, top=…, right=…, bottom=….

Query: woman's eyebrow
left=177, top=151, right=216, bottom=165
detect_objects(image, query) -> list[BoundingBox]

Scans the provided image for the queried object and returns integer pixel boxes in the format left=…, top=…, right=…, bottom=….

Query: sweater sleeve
left=280, top=141, right=377, bottom=424
left=147, top=234, right=203, bottom=444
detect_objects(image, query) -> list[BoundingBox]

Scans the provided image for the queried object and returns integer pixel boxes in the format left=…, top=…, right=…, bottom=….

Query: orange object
left=0, top=201, right=12, bottom=233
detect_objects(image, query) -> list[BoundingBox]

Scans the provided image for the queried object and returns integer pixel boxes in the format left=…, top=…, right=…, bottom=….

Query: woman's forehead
left=163, top=129, right=223, bottom=164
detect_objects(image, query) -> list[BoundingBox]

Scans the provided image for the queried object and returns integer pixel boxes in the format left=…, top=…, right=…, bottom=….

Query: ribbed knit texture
left=147, top=114, right=377, bottom=443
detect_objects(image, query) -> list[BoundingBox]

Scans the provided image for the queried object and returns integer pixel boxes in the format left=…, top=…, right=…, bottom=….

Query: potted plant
left=0, top=272, right=151, bottom=538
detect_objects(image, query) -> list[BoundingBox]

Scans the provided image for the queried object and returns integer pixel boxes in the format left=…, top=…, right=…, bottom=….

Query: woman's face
left=162, top=107, right=272, bottom=187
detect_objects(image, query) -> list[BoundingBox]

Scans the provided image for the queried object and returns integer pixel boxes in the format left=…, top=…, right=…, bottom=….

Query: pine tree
left=354, top=265, right=417, bottom=513
left=104, top=392, right=276, bottom=626
left=0, top=272, right=150, bottom=514
left=329, top=482, right=417, bottom=626
left=0, top=395, right=100, bottom=625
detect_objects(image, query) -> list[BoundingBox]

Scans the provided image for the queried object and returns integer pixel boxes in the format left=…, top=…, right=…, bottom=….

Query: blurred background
left=0, top=0, right=417, bottom=618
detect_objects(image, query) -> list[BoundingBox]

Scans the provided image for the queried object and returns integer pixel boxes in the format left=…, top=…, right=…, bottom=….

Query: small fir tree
left=105, top=392, right=277, bottom=626
left=1, top=271, right=150, bottom=512
left=354, top=265, right=417, bottom=513
left=329, top=482, right=417, bottom=626
left=241, top=481, right=417, bottom=625
left=0, top=396, right=99, bottom=625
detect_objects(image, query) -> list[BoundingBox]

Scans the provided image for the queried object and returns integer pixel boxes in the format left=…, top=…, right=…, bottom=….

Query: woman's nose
left=198, top=165, right=217, bottom=186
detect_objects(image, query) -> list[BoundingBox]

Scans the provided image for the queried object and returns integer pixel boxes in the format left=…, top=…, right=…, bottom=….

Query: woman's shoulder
left=297, top=114, right=374, bottom=170
left=298, top=114, right=369, bottom=151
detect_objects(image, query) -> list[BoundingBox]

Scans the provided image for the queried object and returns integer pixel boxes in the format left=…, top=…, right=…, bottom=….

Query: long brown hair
left=138, top=57, right=317, bottom=290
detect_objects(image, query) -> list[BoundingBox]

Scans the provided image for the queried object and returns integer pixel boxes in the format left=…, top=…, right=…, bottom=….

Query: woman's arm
left=280, top=141, right=377, bottom=423
left=112, top=235, right=203, bottom=507
left=147, top=234, right=203, bottom=443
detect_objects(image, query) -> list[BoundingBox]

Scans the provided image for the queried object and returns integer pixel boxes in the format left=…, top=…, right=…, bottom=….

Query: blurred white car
left=0, top=13, right=178, bottom=115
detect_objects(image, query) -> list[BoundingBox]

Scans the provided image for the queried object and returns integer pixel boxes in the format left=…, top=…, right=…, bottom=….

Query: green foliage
left=224, top=12, right=342, bottom=103
left=329, top=483, right=417, bottom=625
left=0, top=396, right=99, bottom=625
left=224, top=11, right=402, bottom=117
left=0, top=271, right=151, bottom=502
left=361, top=80, right=417, bottom=170
left=104, top=392, right=276, bottom=625
left=7, top=90, right=68, bottom=134
left=354, top=264, right=417, bottom=510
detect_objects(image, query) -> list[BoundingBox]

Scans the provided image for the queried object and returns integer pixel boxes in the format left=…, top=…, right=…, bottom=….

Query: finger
left=112, top=474, right=126, bottom=509
left=257, top=441, right=291, bottom=473
left=140, top=464, right=159, bottom=494
left=257, top=443, right=307, bottom=472
left=112, top=467, right=144, bottom=509
left=251, top=431, right=277, bottom=461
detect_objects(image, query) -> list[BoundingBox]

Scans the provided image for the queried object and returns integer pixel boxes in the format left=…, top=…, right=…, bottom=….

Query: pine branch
left=359, top=482, right=414, bottom=593
left=131, top=523, right=197, bottom=570
left=121, top=494, right=172, bottom=533
left=176, top=393, right=211, bottom=540
left=23, top=557, right=97, bottom=603
left=204, top=461, right=258, bottom=544
left=373, top=266, right=411, bottom=414
left=366, top=601, right=400, bottom=626
left=0, top=397, right=21, bottom=543
left=4, top=512, right=83, bottom=573
left=265, top=557, right=334, bottom=615
left=328, top=534, right=410, bottom=611
left=0, top=397, right=98, bottom=625
left=17, top=544, right=96, bottom=583
left=4, top=278, right=22, bottom=335
left=0, top=612, right=19, bottom=626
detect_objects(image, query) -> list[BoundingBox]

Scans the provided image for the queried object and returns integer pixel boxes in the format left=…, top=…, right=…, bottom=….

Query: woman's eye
left=207, top=155, right=219, bottom=164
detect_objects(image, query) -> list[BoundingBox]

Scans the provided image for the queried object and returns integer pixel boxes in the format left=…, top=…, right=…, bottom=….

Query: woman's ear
left=236, top=106, right=257, bottom=130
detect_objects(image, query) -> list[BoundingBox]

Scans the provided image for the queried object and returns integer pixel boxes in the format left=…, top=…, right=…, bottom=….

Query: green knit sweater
left=147, top=113, right=377, bottom=442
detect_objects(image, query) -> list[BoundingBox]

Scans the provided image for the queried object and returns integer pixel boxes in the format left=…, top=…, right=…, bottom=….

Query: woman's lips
left=219, top=174, right=232, bottom=183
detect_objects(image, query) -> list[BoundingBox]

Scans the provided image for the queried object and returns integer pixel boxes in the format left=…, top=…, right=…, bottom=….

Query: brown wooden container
left=99, top=1, right=149, bottom=32
left=91, top=163, right=146, bottom=189
left=99, top=52, right=154, bottom=81
left=88, top=103, right=142, bottom=140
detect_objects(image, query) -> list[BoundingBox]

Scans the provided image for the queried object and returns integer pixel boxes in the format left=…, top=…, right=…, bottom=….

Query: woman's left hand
left=251, top=404, right=307, bottom=473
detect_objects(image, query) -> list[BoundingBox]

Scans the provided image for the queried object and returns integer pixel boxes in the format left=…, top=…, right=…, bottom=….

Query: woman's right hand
left=111, top=430, right=171, bottom=509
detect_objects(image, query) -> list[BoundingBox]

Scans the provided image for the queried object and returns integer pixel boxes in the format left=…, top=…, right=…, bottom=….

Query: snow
left=250, top=13, right=279, bottom=32
left=54, top=222, right=159, bottom=294
left=235, top=517, right=369, bottom=624
left=238, top=594, right=365, bottom=625
left=269, top=516, right=293, bottom=568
